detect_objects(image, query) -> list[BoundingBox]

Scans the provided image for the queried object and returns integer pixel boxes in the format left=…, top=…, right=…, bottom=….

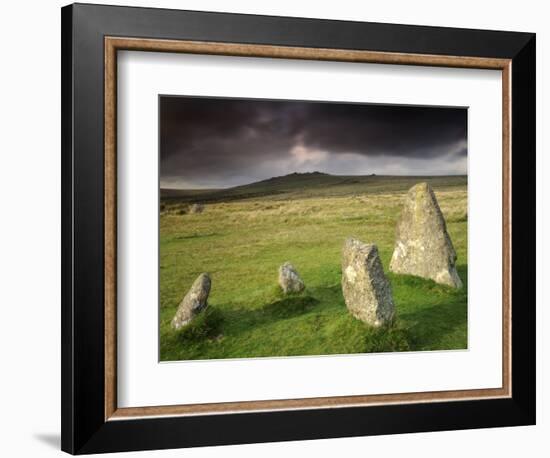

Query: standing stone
left=278, top=262, right=305, bottom=294
left=389, top=183, right=462, bottom=288
left=341, top=238, right=395, bottom=327
left=189, top=203, right=204, bottom=214
left=171, top=273, right=211, bottom=330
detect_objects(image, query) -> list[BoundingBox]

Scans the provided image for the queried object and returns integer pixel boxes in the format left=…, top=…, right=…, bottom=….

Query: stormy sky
left=160, top=96, right=467, bottom=189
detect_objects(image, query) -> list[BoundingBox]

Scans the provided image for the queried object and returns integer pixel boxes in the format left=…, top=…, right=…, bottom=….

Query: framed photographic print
left=61, top=3, right=536, bottom=454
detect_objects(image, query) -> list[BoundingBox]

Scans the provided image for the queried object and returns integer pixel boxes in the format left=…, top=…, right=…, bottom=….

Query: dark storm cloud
left=160, top=96, right=467, bottom=188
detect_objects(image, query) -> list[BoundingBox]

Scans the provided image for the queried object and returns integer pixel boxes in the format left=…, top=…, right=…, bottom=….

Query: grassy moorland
left=159, top=173, right=468, bottom=361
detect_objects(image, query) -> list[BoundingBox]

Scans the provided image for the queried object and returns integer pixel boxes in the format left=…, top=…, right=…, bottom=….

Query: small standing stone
left=189, top=203, right=205, bottom=214
left=171, top=273, right=211, bottom=330
left=278, top=262, right=305, bottom=294
left=341, top=238, right=395, bottom=327
left=389, top=183, right=462, bottom=288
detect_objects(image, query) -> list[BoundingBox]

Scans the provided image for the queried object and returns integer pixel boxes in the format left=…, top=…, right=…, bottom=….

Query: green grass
left=160, top=175, right=467, bottom=361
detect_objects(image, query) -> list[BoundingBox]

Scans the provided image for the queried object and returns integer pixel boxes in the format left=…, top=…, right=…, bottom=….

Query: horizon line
left=160, top=172, right=468, bottom=191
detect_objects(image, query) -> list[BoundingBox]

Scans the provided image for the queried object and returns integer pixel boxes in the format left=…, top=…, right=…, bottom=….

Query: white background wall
left=0, top=1, right=545, bottom=456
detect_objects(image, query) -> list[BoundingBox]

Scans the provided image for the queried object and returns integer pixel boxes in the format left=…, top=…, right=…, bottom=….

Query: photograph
left=52, top=2, right=537, bottom=455
left=159, top=96, right=468, bottom=362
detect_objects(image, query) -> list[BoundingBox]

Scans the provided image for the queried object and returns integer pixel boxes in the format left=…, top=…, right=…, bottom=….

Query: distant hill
left=161, top=172, right=467, bottom=203
left=226, top=171, right=342, bottom=193
left=160, top=188, right=221, bottom=199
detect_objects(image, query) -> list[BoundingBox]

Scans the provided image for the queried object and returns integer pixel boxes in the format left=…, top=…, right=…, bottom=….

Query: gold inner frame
left=104, top=36, right=512, bottom=421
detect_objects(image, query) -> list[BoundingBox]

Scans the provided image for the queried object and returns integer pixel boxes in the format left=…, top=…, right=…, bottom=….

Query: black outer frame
left=61, top=3, right=536, bottom=455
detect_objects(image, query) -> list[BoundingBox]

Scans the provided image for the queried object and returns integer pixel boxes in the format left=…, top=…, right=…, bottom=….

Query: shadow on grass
left=400, top=300, right=467, bottom=350
left=216, top=285, right=413, bottom=354
left=395, top=264, right=468, bottom=350
left=261, top=295, right=320, bottom=319
left=219, top=292, right=321, bottom=327
left=164, top=265, right=468, bottom=359
left=361, top=321, right=412, bottom=353
left=173, top=232, right=222, bottom=240
left=175, top=307, right=224, bottom=342
left=457, top=264, right=468, bottom=289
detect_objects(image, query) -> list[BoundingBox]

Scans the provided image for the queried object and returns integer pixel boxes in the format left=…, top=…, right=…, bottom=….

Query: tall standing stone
left=171, top=273, right=211, bottom=330
left=341, top=238, right=395, bottom=327
left=389, top=183, right=462, bottom=288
